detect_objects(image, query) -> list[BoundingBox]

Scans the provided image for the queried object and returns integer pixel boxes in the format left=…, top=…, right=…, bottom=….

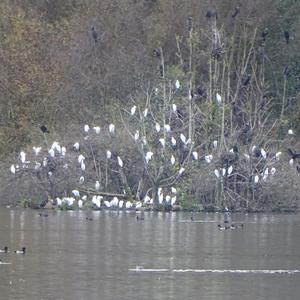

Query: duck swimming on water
left=14, top=247, right=26, bottom=254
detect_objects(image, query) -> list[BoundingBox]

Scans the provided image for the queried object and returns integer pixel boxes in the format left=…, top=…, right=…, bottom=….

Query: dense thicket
left=1, top=0, right=300, bottom=210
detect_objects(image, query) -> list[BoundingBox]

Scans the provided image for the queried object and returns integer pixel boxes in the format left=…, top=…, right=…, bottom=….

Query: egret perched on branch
left=180, top=133, right=187, bottom=145
left=192, top=151, right=198, bottom=160
left=179, top=168, right=185, bottom=175
left=109, top=124, right=115, bottom=134
left=117, top=156, right=123, bottom=168
left=130, top=105, right=137, bottom=116
left=213, top=140, right=218, bottom=149
left=61, top=147, right=66, bottom=156
left=164, top=124, right=171, bottom=132
left=84, top=124, right=90, bottom=133
left=216, top=93, right=222, bottom=104
left=145, top=151, right=153, bottom=163
left=33, top=147, right=42, bottom=155
left=78, top=154, right=85, bottom=164
left=159, top=138, right=165, bottom=148
left=228, top=165, right=233, bottom=176
left=93, top=126, right=101, bottom=134
left=205, top=155, right=213, bottom=163
left=143, top=108, right=148, bottom=117
left=79, top=176, right=84, bottom=184
left=171, top=155, right=176, bottom=165
left=10, top=165, right=16, bottom=174
left=261, top=148, right=267, bottom=159
left=73, top=142, right=80, bottom=151
left=72, top=190, right=80, bottom=197
left=254, top=175, right=259, bottom=184
left=275, top=152, right=282, bottom=160
left=171, top=187, right=177, bottom=194
left=119, top=200, right=124, bottom=208
left=48, top=149, right=55, bottom=158
left=175, top=79, right=180, bottom=89
left=172, top=104, right=177, bottom=112
left=171, top=136, right=177, bottom=146
left=271, top=167, right=276, bottom=175
left=20, top=151, right=26, bottom=164
left=214, top=169, right=220, bottom=178
left=126, top=201, right=132, bottom=209
left=288, top=129, right=294, bottom=135
left=134, top=130, right=139, bottom=141
left=171, top=196, right=177, bottom=205
left=95, top=181, right=100, bottom=191
left=155, top=123, right=161, bottom=133
left=81, top=162, right=86, bottom=171
left=106, top=150, right=112, bottom=159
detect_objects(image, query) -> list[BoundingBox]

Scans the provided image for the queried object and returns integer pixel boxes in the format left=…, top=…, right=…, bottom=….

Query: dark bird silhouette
left=91, top=26, right=98, bottom=43
left=136, top=215, right=144, bottom=221
left=40, top=125, right=49, bottom=134
left=0, top=246, right=8, bottom=253
left=261, top=28, right=269, bottom=42
left=159, top=65, right=164, bottom=77
left=231, top=7, right=240, bottom=18
left=287, top=148, right=300, bottom=160
left=242, top=75, right=251, bottom=86
left=187, top=16, right=193, bottom=31
left=206, top=9, right=218, bottom=19
left=296, top=165, right=300, bottom=173
left=39, top=212, right=48, bottom=217
left=284, top=31, right=290, bottom=44
left=152, top=48, right=161, bottom=58
left=86, top=217, right=93, bottom=221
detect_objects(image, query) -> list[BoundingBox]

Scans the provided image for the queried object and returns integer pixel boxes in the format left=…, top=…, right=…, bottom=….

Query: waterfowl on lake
left=136, top=215, right=144, bottom=221
left=86, top=217, right=93, bottom=221
left=39, top=212, right=48, bottom=217
left=14, top=247, right=26, bottom=254
left=0, top=246, right=8, bottom=253
left=218, top=224, right=230, bottom=230
left=230, top=224, right=244, bottom=229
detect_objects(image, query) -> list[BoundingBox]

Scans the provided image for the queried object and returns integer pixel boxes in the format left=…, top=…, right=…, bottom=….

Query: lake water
left=0, top=209, right=299, bottom=300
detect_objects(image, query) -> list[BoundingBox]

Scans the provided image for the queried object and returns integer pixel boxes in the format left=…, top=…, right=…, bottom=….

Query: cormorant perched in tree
left=91, top=26, right=98, bottom=43
left=159, top=65, right=164, bottom=77
left=287, top=148, right=300, bottom=160
left=242, top=75, right=251, bottom=86
left=40, top=125, right=50, bottom=134
left=205, top=9, right=218, bottom=19
left=261, top=28, right=269, bottom=42
left=152, top=48, right=161, bottom=57
left=284, top=31, right=290, bottom=44
left=231, top=7, right=240, bottom=18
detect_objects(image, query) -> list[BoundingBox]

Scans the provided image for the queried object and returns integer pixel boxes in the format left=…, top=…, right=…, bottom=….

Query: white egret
left=180, top=133, right=187, bottom=144
left=79, top=176, right=84, bottom=184
left=56, top=198, right=62, bottom=206
left=179, top=167, right=185, bottom=175
left=73, top=142, right=80, bottom=151
left=171, top=155, right=176, bottom=165
left=192, top=151, right=198, bottom=160
left=125, top=201, right=132, bottom=209
left=205, top=155, right=213, bottom=163
left=164, top=124, right=171, bottom=132
left=134, top=130, right=139, bottom=141
left=104, top=200, right=111, bottom=208
left=33, top=147, right=41, bottom=155
left=111, top=197, right=119, bottom=207
left=109, top=123, right=115, bottom=134
left=106, top=150, right=112, bottom=159
left=229, top=148, right=234, bottom=153
left=222, top=168, right=226, bottom=177
left=143, top=195, right=151, bottom=204
left=61, top=147, right=66, bottom=156
left=159, top=138, right=165, bottom=148
left=216, top=93, right=222, bottom=104
left=175, top=79, right=180, bottom=89
left=82, top=195, right=87, bottom=201
left=261, top=148, right=267, bottom=159
left=142, top=136, right=147, bottom=145
left=10, top=165, right=16, bottom=174
left=135, top=201, right=142, bottom=209
left=228, top=165, right=233, bottom=176
left=20, top=151, right=26, bottom=164
left=171, top=196, right=177, bottom=205
left=165, top=195, right=171, bottom=203
left=131, top=105, right=137, bottom=116
left=271, top=167, right=276, bottom=175
left=119, top=200, right=124, bottom=208
left=244, top=153, right=250, bottom=161
left=155, top=123, right=161, bottom=132
left=43, top=157, right=47, bottom=167
left=275, top=152, right=282, bottom=160
left=78, top=200, right=83, bottom=208
left=254, top=175, right=259, bottom=184
left=143, top=108, right=148, bottom=117
left=158, top=193, right=164, bottom=204
left=78, top=154, right=85, bottom=164
left=48, top=149, right=55, bottom=158
left=81, top=162, right=86, bottom=171
left=95, top=181, right=100, bottom=191
left=171, top=187, right=177, bottom=194
left=157, top=187, right=162, bottom=196
left=288, top=129, right=294, bottom=135
left=213, top=140, right=218, bottom=149
left=214, top=169, right=220, bottom=178
left=154, top=87, right=159, bottom=95
left=93, top=126, right=101, bottom=134
left=117, top=156, right=123, bottom=168
left=84, top=124, right=90, bottom=133
left=72, top=190, right=80, bottom=197
left=171, top=136, right=177, bottom=146
left=145, top=151, right=154, bottom=163
left=34, top=162, right=41, bottom=170
left=289, top=158, right=294, bottom=166
left=172, top=104, right=177, bottom=112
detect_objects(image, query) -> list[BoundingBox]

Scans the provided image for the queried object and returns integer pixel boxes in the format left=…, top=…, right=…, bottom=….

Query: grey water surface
left=0, top=209, right=299, bottom=300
